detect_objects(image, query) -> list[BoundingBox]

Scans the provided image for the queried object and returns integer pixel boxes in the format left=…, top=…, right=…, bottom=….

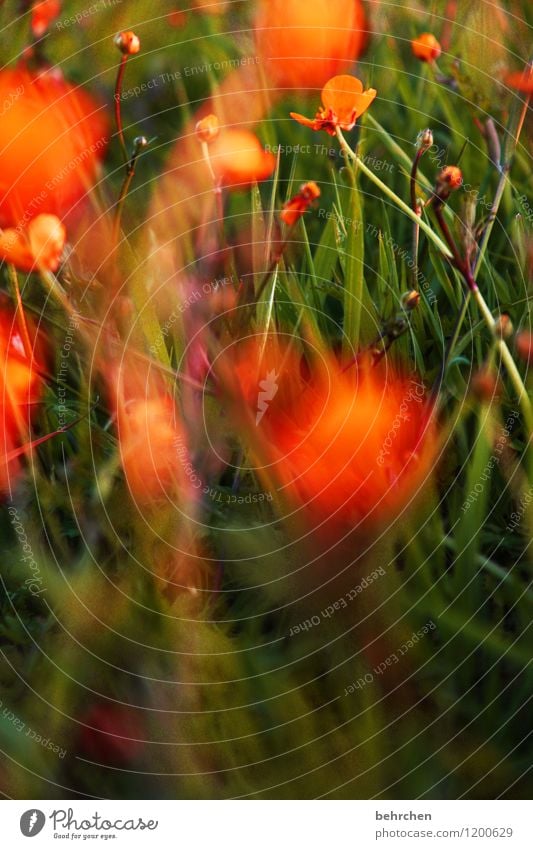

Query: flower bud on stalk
left=196, top=114, right=220, bottom=143
left=114, top=30, right=140, bottom=55
left=435, top=165, right=463, bottom=201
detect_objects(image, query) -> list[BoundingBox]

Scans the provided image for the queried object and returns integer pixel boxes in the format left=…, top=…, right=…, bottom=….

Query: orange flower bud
left=515, top=331, right=533, bottom=365
left=281, top=181, right=321, bottom=226
left=255, top=0, right=367, bottom=90
left=495, top=314, right=513, bottom=340
left=411, top=33, right=442, bottom=63
left=28, top=214, right=66, bottom=271
left=417, top=128, right=434, bottom=151
left=0, top=214, right=65, bottom=272
left=436, top=165, right=463, bottom=198
left=0, top=66, right=108, bottom=227
left=291, top=75, right=377, bottom=136
left=401, top=290, right=421, bottom=311
left=219, top=338, right=436, bottom=536
left=168, top=10, right=187, bottom=27
left=114, top=31, right=140, bottom=55
left=196, top=114, right=220, bottom=143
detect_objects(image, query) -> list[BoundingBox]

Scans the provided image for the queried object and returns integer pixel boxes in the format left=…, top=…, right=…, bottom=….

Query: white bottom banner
left=0, top=800, right=531, bottom=848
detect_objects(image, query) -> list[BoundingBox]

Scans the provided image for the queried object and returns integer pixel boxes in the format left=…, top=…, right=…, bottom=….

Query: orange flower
left=222, top=338, right=436, bottom=534
left=290, top=75, right=377, bottom=136
left=0, top=306, right=43, bottom=420
left=411, top=33, right=442, bottom=63
left=0, top=214, right=66, bottom=272
left=0, top=305, right=44, bottom=494
left=112, top=363, right=193, bottom=505
left=31, top=0, right=61, bottom=36
left=505, top=66, right=533, bottom=95
left=0, top=66, right=108, bottom=228
left=255, top=0, right=367, bottom=90
left=209, top=129, right=275, bottom=189
left=435, top=165, right=463, bottom=199
left=281, top=181, right=321, bottom=226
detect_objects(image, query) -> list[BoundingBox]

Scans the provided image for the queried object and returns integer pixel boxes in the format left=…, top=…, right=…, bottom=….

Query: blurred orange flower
left=291, top=75, right=377, bottom=136
left=31, top=0, right=61, bottom=36
left=516, top=331, right=533, bottom=365
left=224, top=338, right=436, bottom=534
left=411, top=33, right=442, bottom=63
left=0, top=214, right=66, bottom=272
left=114, top=30, right=140, bottom=55
left=168, top=10, right=187, bottom=27
left=281, top=181, right=321, bottom=226
left=209, top=129, right=275, bottom=188
left=195, top=113, right=219, bottom=143
left=255, top=0, right=367, bottom=90
left=0, top=66, right=108, bottom=228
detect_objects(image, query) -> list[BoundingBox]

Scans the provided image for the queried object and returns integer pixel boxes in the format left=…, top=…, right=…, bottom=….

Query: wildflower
left=195, top=114, right=219, bottom=144
left=209, top=129, right=275, bottom=188
left=281, top=181, right=321, bottom=226
left=515, top=331, right=533, bottom=365
left=411, top=33, right=442, bottom=63
left=0, top=306, right=43, bottom=418
left=0, top=305, right=44, bottom=494
left=31, top=0, right=61, bottom=37
left=222, top=338, right=435, bottom=533
left=112, top=363, right=193, bottom=505
left=290, top=75, right=377, bottom=136
left=417, top=128, right=434, bottom=151
left=435, top=165, right=463, bottom=200
left=0, top=66, right=108, bottom=227
left=114, top=31, right=140, bottom=55
left=470, top=368, right=500, bottom=402
left=0, top=214, right=66, bottom=272
left=495, top=314, right=513, bottom=340
left=255, top=0, right=367, bottom=89
left=78, top=703, right=143, bottom=766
